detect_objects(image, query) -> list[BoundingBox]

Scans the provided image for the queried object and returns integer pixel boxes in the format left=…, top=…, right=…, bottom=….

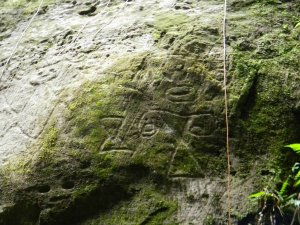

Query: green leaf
left=294, top=179, right=300, bottom=187
left=295, top=22, right=300, bottom=29
left=248, top=191, right=266, bottom=199
left=286, top=193, right=297, bottom=201
left=284, top=144, right=300, bottom=154
left=279, top=178, right=290, bottom=197
left=295, top=171, right=300, bottom=180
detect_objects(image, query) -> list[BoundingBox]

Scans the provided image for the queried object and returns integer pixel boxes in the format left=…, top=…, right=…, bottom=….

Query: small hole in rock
left=80, top=160, right=91, bottom=169
left=202, top=193, right=209, bottom=198
left=230, top=170, right=237, bottom=176
left=62, top=181, right=75, bottom=190
left=261, top=170, right=271, bottom=176
left=38, top=185, right=51, bottom=193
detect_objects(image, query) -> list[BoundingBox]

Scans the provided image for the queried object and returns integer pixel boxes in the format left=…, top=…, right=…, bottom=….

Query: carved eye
left=166, top=86, right=196, bottom=103
left=189, top=126, right=205, bottom=136
left=187, top=114, right=215, bottom=137
left=139, top=111, right=163, bottom=138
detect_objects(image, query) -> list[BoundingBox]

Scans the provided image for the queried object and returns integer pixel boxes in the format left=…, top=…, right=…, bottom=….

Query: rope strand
left=56, top=0, right=112, bottom=57
left=223, top=0, right=231, bottom=224
left=72, top=0, right=111, bottom=44
left=93, top=0, right=130, bottom=41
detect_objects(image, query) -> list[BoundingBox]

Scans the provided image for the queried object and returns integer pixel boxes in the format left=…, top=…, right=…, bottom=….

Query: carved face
left=70, top=56, right=225, bottom=177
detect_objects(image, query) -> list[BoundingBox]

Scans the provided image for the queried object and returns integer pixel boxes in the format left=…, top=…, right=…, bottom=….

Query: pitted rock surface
left=1, top=0, right=300, bottom=224
left=0, top=0, right=223, bottom=165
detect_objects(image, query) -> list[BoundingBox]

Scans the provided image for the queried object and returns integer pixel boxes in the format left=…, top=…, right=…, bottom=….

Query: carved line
left=99, top=112, right=134, bottom=152
left=138, top=111, right=164, bottom=139
left=167, top=143, right=203, bottom=178
left=99, top=149, right=134, bottom=154
left=184, top=115, right=216, bottom=138
left=99, top=116, right=124, bottom=120
left=144, top=109, right=212, bottom=118
left=167, top=148, right=178, bottom=177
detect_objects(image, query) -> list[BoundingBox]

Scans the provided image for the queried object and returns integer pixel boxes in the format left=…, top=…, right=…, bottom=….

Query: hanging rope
left=55, top=0, right=112, bottom=57
left=0, top=0, right=45, bottom=81
left=72, top=0, right=111, bottom=44
left=44, top=0, right=131, bottom=86
left=54, top=0, right=130, bottom=75
left=92, top=0, right=130, bottom=41
left=223, top=0, right=231, bottom=224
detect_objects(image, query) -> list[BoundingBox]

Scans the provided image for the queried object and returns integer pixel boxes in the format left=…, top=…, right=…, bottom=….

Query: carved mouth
left=100, top=138, right=132, bottom=152
left=166, top=86, right=196, bottom=103
left=141, top=124, right=158, bottom=138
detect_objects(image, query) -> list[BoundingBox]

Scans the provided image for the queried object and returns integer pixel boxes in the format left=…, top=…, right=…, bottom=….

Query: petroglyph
left=100, top=117, right=124, bottom=136
left=99, top=116, right=133, bottom=152
left=186, top=114, right=216, bottom=138
left=139, top=111, right=164, bottom=138
left=166, top=86, right=196, bottom=103
left=80, top=55, right=226, bottom=178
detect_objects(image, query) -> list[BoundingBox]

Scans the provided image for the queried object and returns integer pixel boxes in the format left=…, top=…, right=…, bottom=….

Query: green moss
left=2, top=2, right=299, bottom=223
left=82, top=184, right=178, bottom=225
left=0, top=0, right=55, bottom=14
left=71, top=183, right=99, bottom=201
left=228, top=0, right=300, bottom=194
left=60, top=53, right=225, bottom=178
left=152, top=12, right=191, bottom=46
left=0, top=157, right=32, bottom=185
left=39, top=125, right=59, bottom=160
left=0, top=50, right=227, bottom=223
left=154, top=13, right=189, bottom=32
left=168, top=141, right=203, bottom=177
left=204, top=215, right=218, bottom=225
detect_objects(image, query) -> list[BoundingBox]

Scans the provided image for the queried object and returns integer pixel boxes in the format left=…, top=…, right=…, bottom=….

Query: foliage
left=285, top=144, right=300, bottom=155
left=249, top=144, right=300, bottom=225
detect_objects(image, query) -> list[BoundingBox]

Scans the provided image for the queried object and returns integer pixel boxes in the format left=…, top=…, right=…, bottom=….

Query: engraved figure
left=90, top=56, right=224, bottom=178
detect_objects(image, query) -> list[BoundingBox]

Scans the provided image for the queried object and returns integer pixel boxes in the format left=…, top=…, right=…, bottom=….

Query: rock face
left=0, top=0, right=300, bottom=224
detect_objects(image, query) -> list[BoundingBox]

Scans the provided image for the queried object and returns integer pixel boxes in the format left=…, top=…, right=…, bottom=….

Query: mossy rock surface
left=0, top=53, right=226, bottom=224
left=0, top=0, right=300, bottom=224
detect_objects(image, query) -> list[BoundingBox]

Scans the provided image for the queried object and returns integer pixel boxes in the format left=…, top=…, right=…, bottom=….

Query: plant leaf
left=295, top=171, right=300, bottom=180
left=285, top=144, right=300, bottom=154
left=279, top=177, right=290, bottom=197
left=294, top=179, right=300, bottom=187
left=248, top=191, right=265, bottom=199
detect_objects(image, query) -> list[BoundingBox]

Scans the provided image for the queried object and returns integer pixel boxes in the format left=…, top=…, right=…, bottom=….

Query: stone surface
left=0, top=0, right=300, bottom=224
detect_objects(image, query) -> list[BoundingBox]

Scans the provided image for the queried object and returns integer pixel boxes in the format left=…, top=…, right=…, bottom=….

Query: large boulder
left=0, top=0, right=300, bottom=224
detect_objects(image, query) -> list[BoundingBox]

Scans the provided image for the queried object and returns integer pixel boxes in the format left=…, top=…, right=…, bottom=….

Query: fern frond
left=295, top=171, right=300, bottom=180
left=248, top=191, right=266, bottom=199
left=294, top=179, right=300, bottom=187
left=279, top=177, right=290, bottom=197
